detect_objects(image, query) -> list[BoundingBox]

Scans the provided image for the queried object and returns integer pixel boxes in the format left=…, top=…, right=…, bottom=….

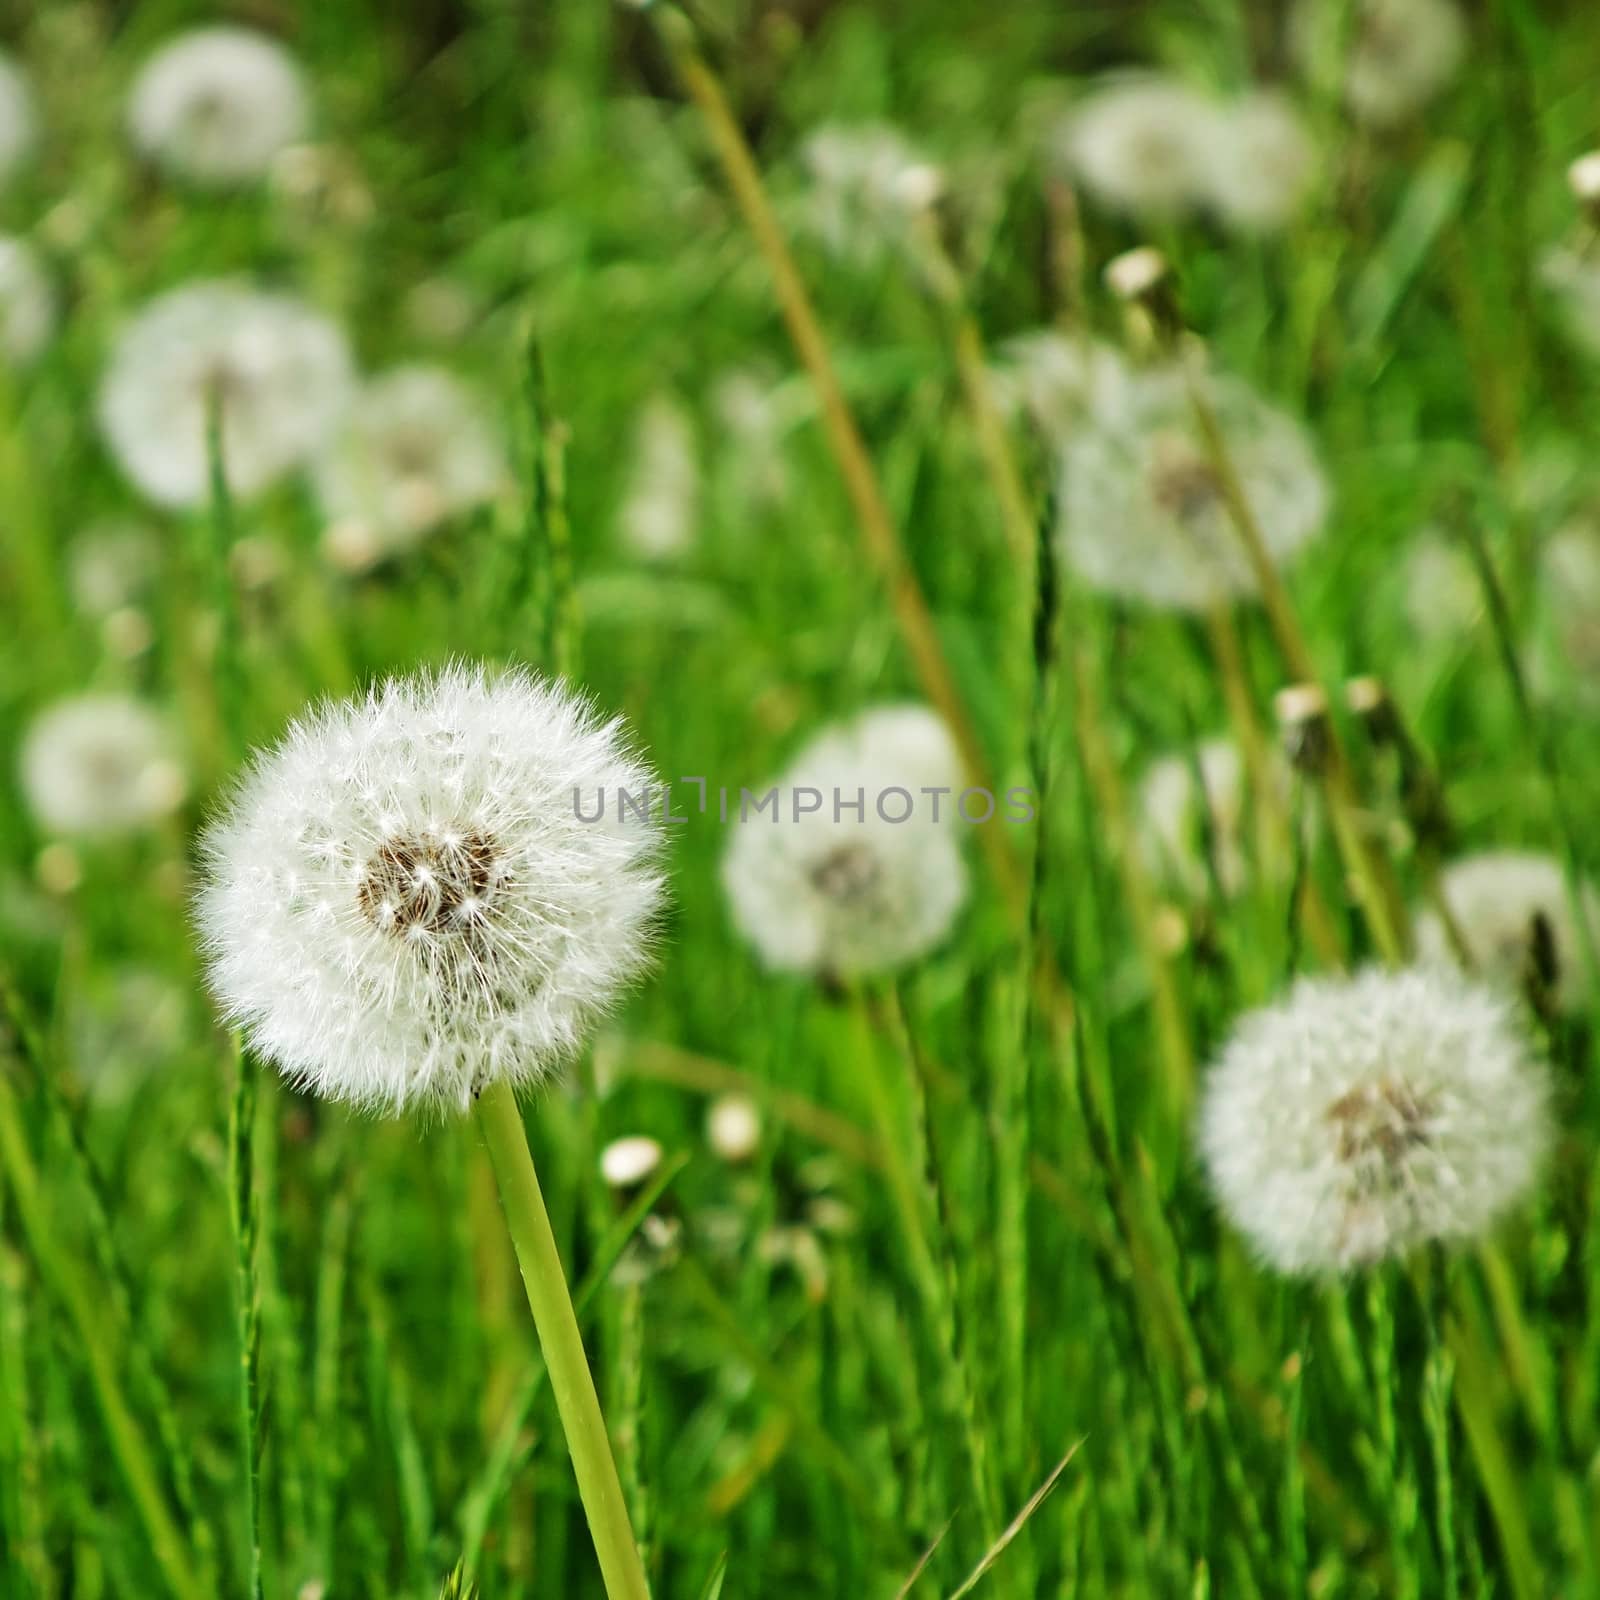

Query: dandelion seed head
left=721, top=711, right=968, bottom=979
left=797, top=123, right=941, bottom=264
left=1057, top=368, right=1328, bottom=611
left=129, top=27, right=309, bottom=185
left=991, top=332, right=1135, bottom=442
left=1293, top=0, right=1465, bottom=128
left=1200, top=91, right=1319, bottom=234
left=21, top=694, right=187, bottom=838
left=1198, top=967, right=1549, bottom=1273
left=0, top=235, right=55, bottom=366
left=97, top=280, right=353, bottom=509
left=312, top=367, right=505, bottom=568
left=789, top=703, right=966, bottom=807
left=0, top=52, right=36, bottom=189
left=1060, top=76, right=1221, bottom=219
left=196, top=665, right=665, bottom=1117
left=1416, top=851, right=1599, bottom=1016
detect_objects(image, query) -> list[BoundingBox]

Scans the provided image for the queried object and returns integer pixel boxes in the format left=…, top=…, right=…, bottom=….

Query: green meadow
left=3, top=2, right=1600, bottom=1596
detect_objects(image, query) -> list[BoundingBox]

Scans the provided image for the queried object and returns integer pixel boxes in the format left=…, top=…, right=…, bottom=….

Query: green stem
left=473, top=1079, right=650, bottom=1600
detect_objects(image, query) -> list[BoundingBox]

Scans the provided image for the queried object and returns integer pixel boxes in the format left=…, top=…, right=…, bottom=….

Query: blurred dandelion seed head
left=1416, top=851, right=1599, bottom=1016
left=721, top=706, right=968, bottom=979
left=129, top=27, right=309, bottom=186
left=1292, top=0, right=1465, bottom=128
left=312, top=366, right=506, bottom=567
left=97, top=280, right=354, bottom=508
left=21, top=694, right=187, bottom=838
left=1057, top=368, right=1328, bottom=611
left=1199, top=966, right=1549, bottom=1273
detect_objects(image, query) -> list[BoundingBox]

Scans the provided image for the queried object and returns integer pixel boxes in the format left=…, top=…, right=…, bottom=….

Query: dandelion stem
left=473, top=1079, right=650, bottom=1600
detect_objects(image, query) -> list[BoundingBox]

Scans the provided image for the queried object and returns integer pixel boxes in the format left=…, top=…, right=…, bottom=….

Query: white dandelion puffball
left=1199, top=967, right=1549, bottom=1273
left=21, top=694, right=187, bottom=838
left=798, top=122, right=942, bottom=263
left=128, top=27, right=309, bottom=186
left=1416, top=851, right=1599, bottom=1016
left=98, top=280, right=353, bottom=509
left=197, top=667, right=664, bottom=1116
left=1292, top=0, right=1465, bottom=129
left=1057, top=367, right=1329, bottom=611
left=1139, top=738, right=1254, bottom=898
left=992, top=332, right=1135, bottom=443
left=1200, top=91, right=1320, bottom=234
left=789, top=704, right=966, bottom=809
left=0, top=51, right=36, bottom=189
left=618, top=392, right=700, bottom=561
left=1540, top=245, right=1600, bottom=361
left=0, top=235, right=55, bottom=365
left=314, top=366, right=506, bottom=569
left=1059, top=76, right=1221, bottom=220
left=721, top=729, right=968, bottom=979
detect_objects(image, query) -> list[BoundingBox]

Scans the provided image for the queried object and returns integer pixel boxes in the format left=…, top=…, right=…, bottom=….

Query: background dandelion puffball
left=721, top=706, right=969, bottom=978
left=1198, top=967, right=1549, bottom=1274
left=197, top=666, right=664, bottom=1116
left=97, top=280, right=353, bottom=509
left=128, top=27, right=310, bottom=186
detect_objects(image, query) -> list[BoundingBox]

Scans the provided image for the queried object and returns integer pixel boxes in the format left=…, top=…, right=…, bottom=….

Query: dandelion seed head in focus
left=128, top=27, right=309, bottom=186
left=1056, top=367, right=1328, bottom=612
left=196, top=665, right=664, bottom=1117
left=21, top=694, right=187, bottom=838
left=0, top=235, right=55, bottom=366
left=1416, top=851, right=1599, bottom=1016
left=97, top=280, right=353, bottom=509
left=313, top=366, right=506, bottom=570
left=1198, top=966, right=1548, bottom=1273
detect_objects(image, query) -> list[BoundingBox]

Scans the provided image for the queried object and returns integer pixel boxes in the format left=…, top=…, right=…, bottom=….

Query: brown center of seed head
left=809, top=842, right=883, bottom=906
left=357, top=829, right=501, bottom=936
left=1325, top=1077, right=1436, bottom=1183
left=1149, top=446, right=1224, bottom=529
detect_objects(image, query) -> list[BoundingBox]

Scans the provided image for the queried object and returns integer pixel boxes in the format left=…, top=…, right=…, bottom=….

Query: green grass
left=5, top=1, right=1600, bottom=1596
